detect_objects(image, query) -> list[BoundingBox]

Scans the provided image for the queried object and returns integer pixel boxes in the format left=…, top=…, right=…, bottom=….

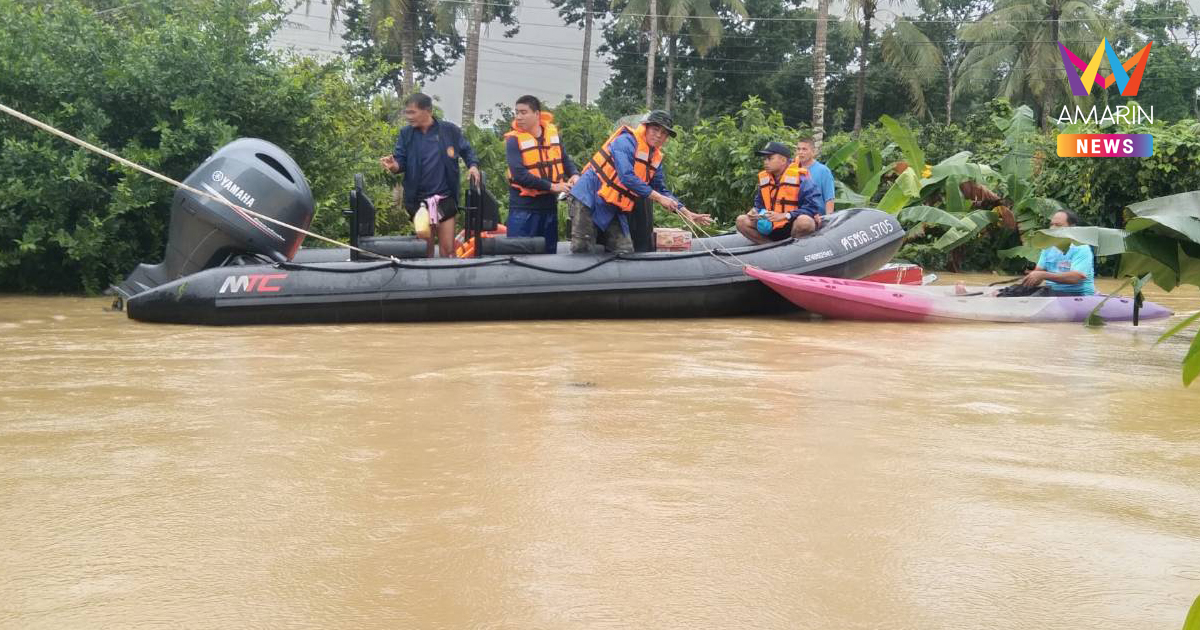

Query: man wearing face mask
left=567, top=110, right=712, bottom=254
left=503, top=95, right=579, bottom=254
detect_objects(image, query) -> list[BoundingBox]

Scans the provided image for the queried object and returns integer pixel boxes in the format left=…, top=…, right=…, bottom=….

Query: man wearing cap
left=735, top=141, right=823, bottom=244
left=567, top=110, right=712, bottom=254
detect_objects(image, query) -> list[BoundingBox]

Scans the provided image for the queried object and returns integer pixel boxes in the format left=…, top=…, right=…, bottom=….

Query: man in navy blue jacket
left=380, top=93, right=481, bottom=258
left=503, top=95, right=579, bottom=253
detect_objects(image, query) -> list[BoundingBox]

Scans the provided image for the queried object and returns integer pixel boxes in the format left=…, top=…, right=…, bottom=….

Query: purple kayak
left=746, top=269, right=1174, bottom=323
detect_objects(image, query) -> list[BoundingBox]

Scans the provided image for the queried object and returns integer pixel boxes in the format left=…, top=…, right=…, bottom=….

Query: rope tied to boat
left=0, top=101, right=400, bottom=263
left=672, top=206, right=761, bottom=271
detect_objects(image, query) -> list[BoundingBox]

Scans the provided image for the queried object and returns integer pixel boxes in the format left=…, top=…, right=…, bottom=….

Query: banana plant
left=1028, top=190, right=1200, bottom=386
left=833, top=115, right=998, bottom=218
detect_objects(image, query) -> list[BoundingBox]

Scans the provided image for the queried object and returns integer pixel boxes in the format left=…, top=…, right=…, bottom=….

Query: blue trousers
left=506, top=209, right=558, bottom=254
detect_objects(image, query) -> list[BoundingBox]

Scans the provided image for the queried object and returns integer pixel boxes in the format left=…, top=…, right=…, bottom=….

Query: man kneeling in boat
left=735, top=142, right=822, bottom=244
left=567, top=110, right=712, bottom=254
left=1020, top=210, right=1096, bottom=296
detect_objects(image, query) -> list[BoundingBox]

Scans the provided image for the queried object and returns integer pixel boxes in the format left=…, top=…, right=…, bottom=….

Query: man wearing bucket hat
left=735, top=141, right=823, bottom=244
left=567, top=110, right=712, bottom=254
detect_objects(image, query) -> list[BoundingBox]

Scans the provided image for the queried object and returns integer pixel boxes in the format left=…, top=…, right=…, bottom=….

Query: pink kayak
left=745, top=268, right=1173, bottom=323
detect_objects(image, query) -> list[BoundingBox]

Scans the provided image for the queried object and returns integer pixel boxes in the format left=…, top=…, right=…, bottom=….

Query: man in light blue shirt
left=1023, top=210, right=1096, bottom=295
left=795, top=136, right=836, bottom=217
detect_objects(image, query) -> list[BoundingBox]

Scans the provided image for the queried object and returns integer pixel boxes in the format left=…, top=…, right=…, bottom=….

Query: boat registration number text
left=840, top=221, right=894, bottom=251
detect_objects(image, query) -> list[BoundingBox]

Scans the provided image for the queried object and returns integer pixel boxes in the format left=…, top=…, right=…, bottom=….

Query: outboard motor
left=112, top=138, right=313, bottom=300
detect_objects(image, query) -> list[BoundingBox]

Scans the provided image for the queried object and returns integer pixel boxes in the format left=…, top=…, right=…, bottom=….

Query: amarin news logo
left=1058, top=38, right=1152, bottom=97
left=1055, top=38, right=1155, bottom=157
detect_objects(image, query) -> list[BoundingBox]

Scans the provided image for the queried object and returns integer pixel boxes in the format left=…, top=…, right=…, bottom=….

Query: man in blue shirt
left=1022, top=210, right=1096, bottom=295
left=795, top=136, right=836, bottom=217
left=380, top=93, right=481, bottom=258
left=567, top=110, right=712, bottom=254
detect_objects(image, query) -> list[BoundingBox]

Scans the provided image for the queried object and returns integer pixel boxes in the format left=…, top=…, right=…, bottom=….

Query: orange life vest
left=584, top=124, right=662, bottom=213
left=504, top=112, right=566, bottom=197
left=757, top=163, right=808, bottom=229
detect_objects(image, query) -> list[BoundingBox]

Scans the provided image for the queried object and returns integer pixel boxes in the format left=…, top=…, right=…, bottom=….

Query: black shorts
left=405, top=195, right=458, bottom=221
left=766, top=212, right=819, bottom=241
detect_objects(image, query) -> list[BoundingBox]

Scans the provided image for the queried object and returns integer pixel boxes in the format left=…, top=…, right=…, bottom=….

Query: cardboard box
left=653, top=228, right=692, bottom=252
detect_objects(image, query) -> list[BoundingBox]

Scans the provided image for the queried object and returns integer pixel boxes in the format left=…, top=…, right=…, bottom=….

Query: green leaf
left=1083, top=275, right=1137, bottom=327
left=944, top=176, right=967, bottom=214
left=1128, top=191, right=1200, bottom=220
left=1184, top=593, right=1200, bottom=629
left=876, top=170, right=922, bottom=214
left=932, top=210, right=993, bottom=251
left=997, top=245, right=1042, bottom=262
left=1119, top=251, right=1179, bottom=292
left=855, top=146, right=885, bottom=195
left=1184, top=329, right=1200, bottom=387
left=879, top=115, right=924, bottom=176
left=925, top=153, right=997, bottom=186
left=1029, top=226, right=1129, bottom=257
left=1126, top=232, right=1183, bottom=275
left=899, top=205, right=973, bottom=230
left=1155, top=310, right=1200, bottom=347
left=1125, top=213, right=1200, bottom=244
left=825, top=140, right=860, bottom=172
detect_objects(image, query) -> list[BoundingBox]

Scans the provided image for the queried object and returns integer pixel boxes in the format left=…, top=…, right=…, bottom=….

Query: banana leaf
left=1028, top=226, right=1129, bottom=256
left=933, top=209, right=993, bottom=251
left=877, top=169, right=922, bottom=214
left=1127, top=190, right=1200, bottom=219
left=855, top=145, right=884, bottom=194
left=824, top=139, right=860, bottom=173
left=1156, top=313, right=1200, bottom=387
left=898, top=205, right=975, bottom=230
left=880, top=115, right=924, bottom=177
left=997, top=245, right=1042, bottom=262
left=923, top=153, right=997, bottom=187
left=944, top=176, right=967, bottom=214
left=835, top=181, right=867, bottom=208
left=1125, top=212, right=1200, bottom=243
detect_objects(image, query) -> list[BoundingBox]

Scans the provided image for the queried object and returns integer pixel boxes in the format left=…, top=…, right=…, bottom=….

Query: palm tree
left=580, top=0, right=595, bottom=103
left=845, top=0, right=892, bottom=132
left=646, top=0, right=659, bottom=108
left=660, top=0, right=747, bottom=114
left=461, top=0, right=485, bottom=123
left=812, top=0, right=831, bottom=147
left=880, top=20, right=942, bottom=121
left=618, top=0, right=747, bottom=112
left=318, top=0, right=419, bottom=98
left=958, top=0, right=1104, bottom=128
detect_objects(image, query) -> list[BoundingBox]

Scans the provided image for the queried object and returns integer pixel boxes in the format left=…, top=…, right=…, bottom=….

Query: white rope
left=673, top=207, right=760, bottom=270
left=0, top=102, right=398, bottom=262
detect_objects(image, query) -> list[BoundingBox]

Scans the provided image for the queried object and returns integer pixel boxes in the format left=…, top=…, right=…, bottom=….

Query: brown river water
left=2, top=274, right=1200, bottom=630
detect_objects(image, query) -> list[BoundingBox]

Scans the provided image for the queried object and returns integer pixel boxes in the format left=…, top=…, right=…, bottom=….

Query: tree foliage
left=0, top=0, right=398, bottom=293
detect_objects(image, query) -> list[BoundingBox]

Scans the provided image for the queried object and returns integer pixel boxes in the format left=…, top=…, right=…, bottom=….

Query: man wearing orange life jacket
left=567, top=110, right=712, bottom=254
left=735, top=141, right=823, bottom=244
left=504, top=95, right=579, bottom=254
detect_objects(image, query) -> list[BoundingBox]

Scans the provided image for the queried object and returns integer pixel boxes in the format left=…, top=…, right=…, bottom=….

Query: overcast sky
left=274, top=0, right=610, bottom=126
left=274, top=0, right=1200, bottom=126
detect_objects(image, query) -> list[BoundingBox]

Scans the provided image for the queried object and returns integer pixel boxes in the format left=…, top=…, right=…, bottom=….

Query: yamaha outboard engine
left=112, top=138, right=313, bottom=300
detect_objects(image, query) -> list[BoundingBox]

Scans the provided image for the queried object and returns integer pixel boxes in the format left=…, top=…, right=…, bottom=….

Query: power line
left=423, top=0, right=1200, bottom=23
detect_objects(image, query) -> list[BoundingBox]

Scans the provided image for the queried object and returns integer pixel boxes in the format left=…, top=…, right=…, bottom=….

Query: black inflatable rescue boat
left=112, top=138, right=905, bottom=325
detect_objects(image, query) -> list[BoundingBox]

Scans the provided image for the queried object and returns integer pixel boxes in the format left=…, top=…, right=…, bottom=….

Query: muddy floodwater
left=2, top=274, right=1199, bottom=629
